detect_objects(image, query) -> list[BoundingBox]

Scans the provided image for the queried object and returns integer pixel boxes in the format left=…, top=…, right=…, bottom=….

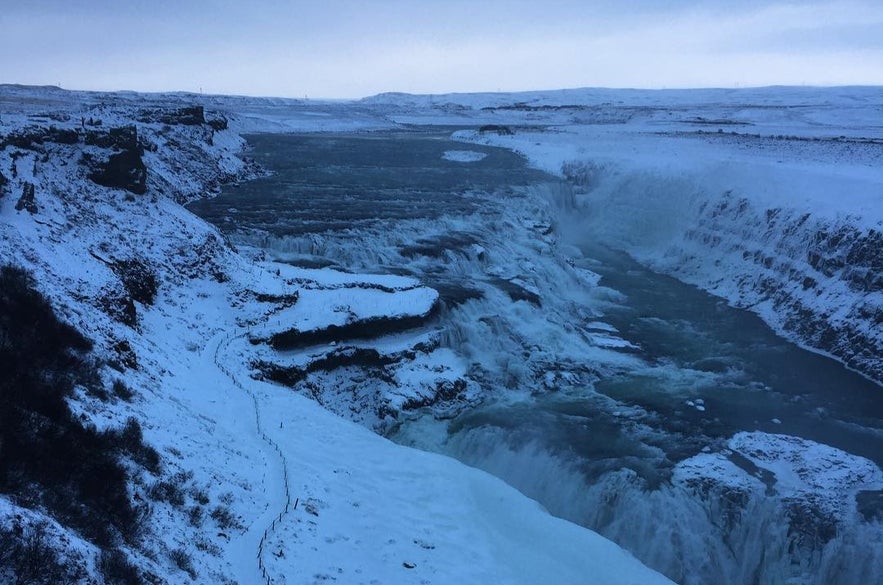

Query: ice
left=442, top=149, right=488, bottom=162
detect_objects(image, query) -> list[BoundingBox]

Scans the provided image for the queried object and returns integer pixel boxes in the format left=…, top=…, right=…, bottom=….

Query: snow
left=442, top=149, right=487, bottom=162
left=675, top=431, right=883, bottom=521
left=252, top=283, right=438, bottom=340
left=0, top=84, right=673, bottom=584
left=244, top=374, right=672, bottom=585
left=5, top=80, right=882, bottom=584
left=729, top=431, right=883, bottom=512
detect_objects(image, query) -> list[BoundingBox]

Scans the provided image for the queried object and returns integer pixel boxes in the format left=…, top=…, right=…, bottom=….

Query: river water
left=189, top=130, right=883, bottom=585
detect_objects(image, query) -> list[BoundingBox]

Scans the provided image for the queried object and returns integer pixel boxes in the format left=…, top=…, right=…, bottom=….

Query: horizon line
left=2, top=81, right=882, bottom=103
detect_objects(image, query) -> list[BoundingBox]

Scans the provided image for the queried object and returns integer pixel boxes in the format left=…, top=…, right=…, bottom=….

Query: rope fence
left=215, top=334, right=295, bottom=585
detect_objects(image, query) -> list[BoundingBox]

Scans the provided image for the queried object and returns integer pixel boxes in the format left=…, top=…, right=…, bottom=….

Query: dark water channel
left=189, top=130, right=549, bottom=236
left=581, top=245, right=883, bottom=468
left=190, top=130, right=883, bottom=584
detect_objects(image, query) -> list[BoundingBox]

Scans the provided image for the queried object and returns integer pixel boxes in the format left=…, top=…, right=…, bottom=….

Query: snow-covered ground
left=0, top=85, right=673, bottom=584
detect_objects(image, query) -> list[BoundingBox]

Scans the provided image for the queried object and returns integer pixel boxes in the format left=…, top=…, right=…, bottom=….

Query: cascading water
left=190, top=131, right=883, bottom=585
left=396, top=412, right=883, bottom=585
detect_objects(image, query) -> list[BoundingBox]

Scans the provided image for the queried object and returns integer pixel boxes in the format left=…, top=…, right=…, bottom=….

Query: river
left=189, top=130, right=883, bottom=585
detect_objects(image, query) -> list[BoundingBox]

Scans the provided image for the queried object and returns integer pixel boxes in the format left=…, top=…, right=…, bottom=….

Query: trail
left=208, top=333, right=295, bottom=585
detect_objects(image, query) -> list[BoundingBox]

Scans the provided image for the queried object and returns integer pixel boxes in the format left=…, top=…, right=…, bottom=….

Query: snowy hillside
left=0, top=85, right=672, bottom=584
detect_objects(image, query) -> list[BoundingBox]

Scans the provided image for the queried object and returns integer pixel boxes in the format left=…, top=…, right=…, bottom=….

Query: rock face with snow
left=243, top=263, right=475, bottom=431
left=138, top=105, right=206, bottom=126
left=672, top=432, right=883, bottom=583
left=669, top=190, right=883, bottom=381
left=88, top=144, right=147, bottom=194
left=14, top=181, right=36, bottom=212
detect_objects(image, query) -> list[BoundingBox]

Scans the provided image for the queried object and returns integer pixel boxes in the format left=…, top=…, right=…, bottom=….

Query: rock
left=168, top=106, right=205, bottom=125
left=84, top=126, right=147, bottom=194
left=1, top=126, right=79, bottom=150
left=14, top=182, right=37, bottom=213
left=138, top=106, right=205, bottom=126
left=112, top=257, right=159, bottom=306
left=88, top=147, right=147, bottom=194
left=207, top=115, right=228, bottom=131
left=478, top=124, right=514, bottom=135
left=268, top=306, right=439, bottom=349
left=46, top=127, right=79, bottom=144
left=84, top=125, right=138, bottom=150
left=489, top=277, right=541, bottom=306
left=110, top=339, right=138, bottom=371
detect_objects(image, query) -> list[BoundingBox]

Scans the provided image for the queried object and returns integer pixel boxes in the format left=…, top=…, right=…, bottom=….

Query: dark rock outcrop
left=400, top=379, right=467, bottom=410
left=206, top=115, right=228, bottom=131
left=257, top=346, right=396, bottom=387
left=84, top=125, right=138, bottom=151
left=1, top=126, right=79, bottom=150
left=112, top=257, right=158, bottom=306
left=138, top=106, right=205, bottom=126
left=14, top=182, right=37, bottom=213
left=489, top=277, right=541, bottom=306
left=478, top=124, right=514, bottom=136
left=97, top=288, right=138, bottom=327
left=88, top=147, right=147, bottom=194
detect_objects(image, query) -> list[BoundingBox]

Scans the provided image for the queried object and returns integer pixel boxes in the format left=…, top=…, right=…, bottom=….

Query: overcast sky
left=2, top=0, right=882, bottom=98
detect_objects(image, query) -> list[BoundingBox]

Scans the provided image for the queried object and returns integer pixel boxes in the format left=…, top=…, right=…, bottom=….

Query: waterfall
left=401, top=423, right=883, bottom=585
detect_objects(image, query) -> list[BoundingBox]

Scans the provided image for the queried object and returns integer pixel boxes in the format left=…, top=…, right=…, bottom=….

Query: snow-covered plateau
left=1, top=83, right=881, bottom=585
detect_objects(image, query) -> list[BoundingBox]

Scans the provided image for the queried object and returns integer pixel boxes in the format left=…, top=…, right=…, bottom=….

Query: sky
left=2, top=0, right=882, bottom=98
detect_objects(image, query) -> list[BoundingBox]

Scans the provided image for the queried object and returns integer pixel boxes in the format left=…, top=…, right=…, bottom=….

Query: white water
left=397, top=419, right=883, bottom=585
